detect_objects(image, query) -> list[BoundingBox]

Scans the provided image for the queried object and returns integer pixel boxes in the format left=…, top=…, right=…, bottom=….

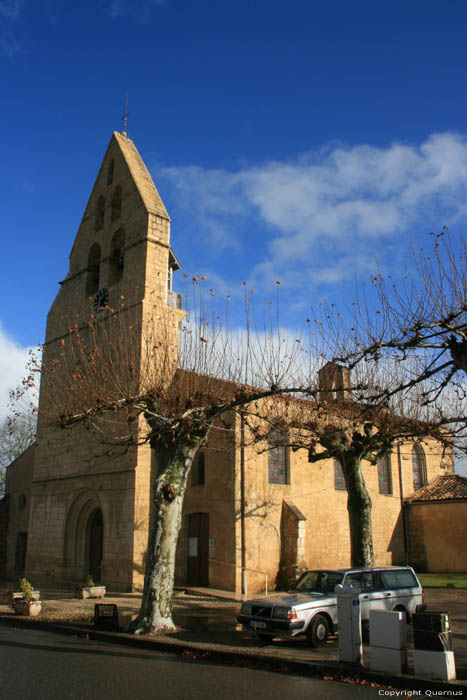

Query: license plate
left=251, top=620, right=266, bottom=629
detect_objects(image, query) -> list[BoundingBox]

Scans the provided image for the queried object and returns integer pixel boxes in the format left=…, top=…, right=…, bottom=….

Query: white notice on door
left=188, top=537, right=198, bottom=557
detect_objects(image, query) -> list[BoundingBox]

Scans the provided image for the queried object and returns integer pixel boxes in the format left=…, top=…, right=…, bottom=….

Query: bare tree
left=1, top=354, right=39, bottom=495
left=38, top=289, right=316, bottom=635
left=320, top=233, right=467, bottom=405
left=0, top=413, right=37, bottom=495
left=242, top=361, right=455, bottom=568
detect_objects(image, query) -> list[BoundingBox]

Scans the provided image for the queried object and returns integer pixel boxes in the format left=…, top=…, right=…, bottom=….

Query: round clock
left=94, top=288, right=109, bottom=312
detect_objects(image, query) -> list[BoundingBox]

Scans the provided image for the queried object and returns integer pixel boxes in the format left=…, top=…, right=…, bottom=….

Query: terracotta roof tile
left=406, top=474, right=467, bottom=502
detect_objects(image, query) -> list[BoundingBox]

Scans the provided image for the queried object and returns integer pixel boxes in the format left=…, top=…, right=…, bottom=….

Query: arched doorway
left=86, top=509, right=103, bottom=583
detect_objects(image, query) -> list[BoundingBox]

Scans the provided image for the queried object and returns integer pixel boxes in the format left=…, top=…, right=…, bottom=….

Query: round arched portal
left=86, top=509, right=104, bottom=583
left=63, top=491, right=104, bottom=583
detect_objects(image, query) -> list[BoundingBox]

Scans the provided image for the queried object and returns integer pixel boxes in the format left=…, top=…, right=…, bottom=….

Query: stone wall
left=4, top=445, right=35, bottom=582
left=236, top=433, right=446, bottom=595
left=407, top=500, right=467, bottom=572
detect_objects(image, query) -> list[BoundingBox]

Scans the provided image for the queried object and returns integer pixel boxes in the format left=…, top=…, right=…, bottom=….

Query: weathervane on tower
left=122, top=95, right=128, bottom=136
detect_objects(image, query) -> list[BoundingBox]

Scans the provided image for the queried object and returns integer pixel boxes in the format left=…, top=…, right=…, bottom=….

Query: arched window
left=109, top=229, right=125, bottom=285
left=95, top=196, right=105, bottom=231
left=377, top=455, right=392, bottom=494
left=268, top=430, right=289, bottom=484
left=334, top=459, right=346, bottom=490
left=107, top=159, right=114, bottom=186
left=412, top=444, right=427, bottom=491
left=86, top=243, right=101, bottom=297
left=111, top=185, right=122, bottom=221
left=192, top=452, right=205, bottom=486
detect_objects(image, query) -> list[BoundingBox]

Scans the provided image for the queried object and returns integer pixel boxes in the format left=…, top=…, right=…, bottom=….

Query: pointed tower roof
left=69, top=131, right=171, bottom=263
left=112, top=131, right=169, bottom=220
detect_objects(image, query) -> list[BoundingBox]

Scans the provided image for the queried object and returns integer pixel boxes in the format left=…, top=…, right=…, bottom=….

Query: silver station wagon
left=237, top=566, right=425, bottom=647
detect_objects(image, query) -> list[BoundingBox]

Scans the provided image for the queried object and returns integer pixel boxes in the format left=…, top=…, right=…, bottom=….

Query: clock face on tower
left=94, top=288, right=109, bottom=312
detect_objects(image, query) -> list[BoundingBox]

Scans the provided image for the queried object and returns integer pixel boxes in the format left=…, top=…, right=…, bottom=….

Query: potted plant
left=75, top=575, right=106, bottom=599
left=13, top=578, right=42, bottom=617
left=7, top=578, right=41, bottom=608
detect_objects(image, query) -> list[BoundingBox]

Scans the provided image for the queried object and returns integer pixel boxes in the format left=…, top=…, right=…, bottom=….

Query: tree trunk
left=129, top=432, right=207, bottom=635
left=340, top=453, right=375, bottom=567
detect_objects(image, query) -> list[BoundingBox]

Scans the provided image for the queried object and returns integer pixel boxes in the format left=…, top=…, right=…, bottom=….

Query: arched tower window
left=377, top=455, right=392, bottom=494
left=412, top=444, right=427, bottom=491
left=111, top=185, right=122, bottom=221
left=86, top=243, right=101, bottom=297
left=95, top=196, right=105, bottom=231
left=107, top=159, right=114, bottom=186
left=109, top=229, right=125, bottom=285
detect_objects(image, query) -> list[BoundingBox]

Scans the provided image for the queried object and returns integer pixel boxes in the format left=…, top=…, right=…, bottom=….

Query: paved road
left=0, top=625, right=382, bottom=700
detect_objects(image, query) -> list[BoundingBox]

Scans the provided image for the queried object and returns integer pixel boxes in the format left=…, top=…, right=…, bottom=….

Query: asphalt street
left=0, top=625, right=384, bottom=700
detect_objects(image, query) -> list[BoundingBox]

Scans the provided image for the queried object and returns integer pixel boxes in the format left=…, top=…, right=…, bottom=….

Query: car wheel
left=257, top=633, right=274, bottom=643
left=306, top=614, right=330, bottom=647
left=394, top=605, right=409, bottom=623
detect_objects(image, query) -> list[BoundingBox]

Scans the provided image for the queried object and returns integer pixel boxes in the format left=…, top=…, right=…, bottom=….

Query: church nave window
left=412, top=444, right=427, bottom=491
left=334, top=459, right=346, bottom=490
left=192, top=452, right=205, bottom=486
left=268, top=430, right=290, bottom=484
left=377, top=455, right=393, bottom=495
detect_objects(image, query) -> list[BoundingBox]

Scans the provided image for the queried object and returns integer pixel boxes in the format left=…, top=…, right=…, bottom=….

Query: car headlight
left=274, top=606, right=297, bottom=620
left=242, top=603, right=252, bottom=615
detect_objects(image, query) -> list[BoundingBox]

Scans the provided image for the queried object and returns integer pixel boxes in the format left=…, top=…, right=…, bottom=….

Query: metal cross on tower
left=122, top=95, right=128, bottom=136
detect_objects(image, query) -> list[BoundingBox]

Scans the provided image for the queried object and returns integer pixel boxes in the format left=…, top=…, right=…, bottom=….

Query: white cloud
left=0, top=0, right=23, bottom=19
left=0, top=0, right=25, bottom=59
left=0, top=34, right=24, bottom=58
left=0, top=323, right=36, bottom=421
left=156, top=132, right=467, bottom=290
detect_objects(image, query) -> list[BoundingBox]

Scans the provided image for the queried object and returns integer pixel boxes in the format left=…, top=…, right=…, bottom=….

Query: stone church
left=1, top=132, right=453, bottom=594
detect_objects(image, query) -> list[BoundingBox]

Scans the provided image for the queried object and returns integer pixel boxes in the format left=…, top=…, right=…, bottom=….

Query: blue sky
left=2, top=0, right=467, bottom=421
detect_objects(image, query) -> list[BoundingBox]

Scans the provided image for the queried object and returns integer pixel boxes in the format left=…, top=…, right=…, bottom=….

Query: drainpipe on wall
left=397, top=443, right=409, bottom=565
left=240, top=411, right=247, bottom=597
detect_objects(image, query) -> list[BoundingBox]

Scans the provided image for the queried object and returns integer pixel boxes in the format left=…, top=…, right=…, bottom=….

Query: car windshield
left=292, top=570, right=344, bottom=593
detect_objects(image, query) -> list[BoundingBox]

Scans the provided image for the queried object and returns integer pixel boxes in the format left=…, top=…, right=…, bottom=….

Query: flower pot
left=13, top=599, right=42, bottom=617
left=7, top=590, right=40, bottom=607
left=76, top=585, right=106, bottom=599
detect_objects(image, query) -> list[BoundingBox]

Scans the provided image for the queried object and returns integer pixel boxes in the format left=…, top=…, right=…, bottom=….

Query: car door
left=359, top=571, right=390, bottom=621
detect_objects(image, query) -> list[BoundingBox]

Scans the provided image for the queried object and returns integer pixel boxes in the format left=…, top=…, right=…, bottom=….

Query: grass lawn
left=418, top=573, right=467, bottom=588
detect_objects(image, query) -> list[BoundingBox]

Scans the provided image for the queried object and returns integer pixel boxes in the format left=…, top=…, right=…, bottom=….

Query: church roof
left=406, top=474, right=467, bottom=503
left=112, top=131, right=169, bottom=219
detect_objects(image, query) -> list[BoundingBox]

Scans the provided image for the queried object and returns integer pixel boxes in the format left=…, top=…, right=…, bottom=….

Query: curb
left=1, top=615, right=466, bottom=692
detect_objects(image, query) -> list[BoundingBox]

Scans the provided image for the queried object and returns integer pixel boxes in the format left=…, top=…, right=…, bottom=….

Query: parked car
left=237, top=566, right=426, bottom=647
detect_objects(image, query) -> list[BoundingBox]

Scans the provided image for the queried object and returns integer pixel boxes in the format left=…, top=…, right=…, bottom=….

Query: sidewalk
left=1, top=584, right=466, bottom=691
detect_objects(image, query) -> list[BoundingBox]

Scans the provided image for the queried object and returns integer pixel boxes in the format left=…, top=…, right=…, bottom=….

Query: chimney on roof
left=318, top=362, right=351, bottom=402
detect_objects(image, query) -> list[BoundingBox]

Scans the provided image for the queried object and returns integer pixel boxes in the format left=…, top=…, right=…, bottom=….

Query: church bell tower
left=26, top=132, right=184, bottom=590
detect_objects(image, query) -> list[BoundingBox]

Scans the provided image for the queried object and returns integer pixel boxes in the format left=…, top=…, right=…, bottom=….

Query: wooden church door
left=87, top=509, right=103, bottom=583
left=187, top=512, right=209, bottom=586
